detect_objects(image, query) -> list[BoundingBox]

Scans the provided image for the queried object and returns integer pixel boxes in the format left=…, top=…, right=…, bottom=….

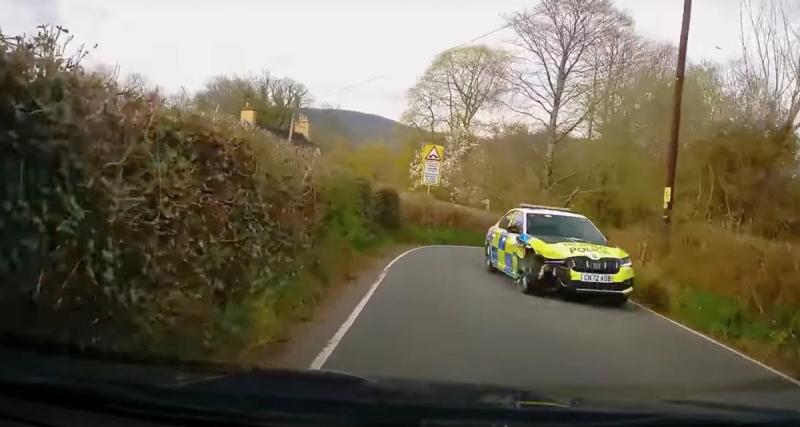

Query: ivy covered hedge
left=0, top=27, right=398, bottom=360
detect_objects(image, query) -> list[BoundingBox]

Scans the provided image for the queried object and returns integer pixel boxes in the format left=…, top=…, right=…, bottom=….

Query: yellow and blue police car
left=485, top=204, right=634, bottom=305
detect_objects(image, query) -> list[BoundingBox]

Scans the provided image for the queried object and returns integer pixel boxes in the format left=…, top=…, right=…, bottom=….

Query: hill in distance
left=302, top=108, right=418, bottom=148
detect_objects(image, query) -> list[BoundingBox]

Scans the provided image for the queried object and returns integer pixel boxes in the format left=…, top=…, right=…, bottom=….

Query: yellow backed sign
left=422, top=144, right=444, bottom=162
left=421, top=144, right=444, bottom=186
left=663, top=187, right=672, bottom=209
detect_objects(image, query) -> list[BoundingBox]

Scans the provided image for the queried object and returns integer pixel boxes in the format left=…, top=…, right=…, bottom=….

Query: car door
left=494, top=210, right=519, bottom=273
left=502, top=211, right=525, bottom=275
left=491, top=210, right=515, bottom=270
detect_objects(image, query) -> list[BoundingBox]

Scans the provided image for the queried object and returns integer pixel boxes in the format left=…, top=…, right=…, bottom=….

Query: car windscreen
left=526, top=214, right=607, bottom=245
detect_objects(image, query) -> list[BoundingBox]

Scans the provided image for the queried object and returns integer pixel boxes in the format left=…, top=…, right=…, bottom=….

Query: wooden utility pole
left=663, top=0, right=693, bottom=244
left=288, top=111, right=295, bottom=143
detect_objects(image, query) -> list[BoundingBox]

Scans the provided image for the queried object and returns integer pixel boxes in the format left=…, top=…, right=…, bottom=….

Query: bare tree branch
left=734, top=0, right=800, bottom=132
left=401, top=46, right=508, bottom=135
left=504, top=0, right=621, bottom=190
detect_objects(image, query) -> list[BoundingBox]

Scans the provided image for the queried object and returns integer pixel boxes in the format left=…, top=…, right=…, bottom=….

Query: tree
left=193, top=72, right=313, bottom=132
left=268, top=77, right=312, bottom=109
left=122, top=72, right=151, bottom=93
left=401, top=77, right=441, bottom=136
left=402, top=46, right=508, bottom=136
left=403, top=46, right=507, bottom=199
left=733, top=0, right=800, bottom=135
left=263, top=77, right=312, bottom=130
left=583, top=11, right=640, bottom=139
left=194, top=73, right=267, bottom=116
left=505, top=0, right=620, bottom=190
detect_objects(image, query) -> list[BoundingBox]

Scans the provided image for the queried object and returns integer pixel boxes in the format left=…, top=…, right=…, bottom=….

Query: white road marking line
left=310, top=244, right=800, bottom=387
left=309, top=245, right=479, bottom=369
left=632, top=301, right=800, bottom=387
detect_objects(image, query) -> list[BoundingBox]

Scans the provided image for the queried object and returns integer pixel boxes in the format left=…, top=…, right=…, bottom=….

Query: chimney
left=293, top=113, right=310, bottom=140
left=240, top=102, right=256, bottom=127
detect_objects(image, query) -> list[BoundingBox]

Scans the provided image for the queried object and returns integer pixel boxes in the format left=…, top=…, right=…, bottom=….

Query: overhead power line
left=453, top=22, right=514, bottom=49
left=324, top=75, right=386, bottom=97
left=323, top=20, right=515, bottom=99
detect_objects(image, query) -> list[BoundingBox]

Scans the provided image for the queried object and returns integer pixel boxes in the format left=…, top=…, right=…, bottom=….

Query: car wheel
left=485, top=245, right=496, bottom=272
left=515, top=268, right=535, bottom=294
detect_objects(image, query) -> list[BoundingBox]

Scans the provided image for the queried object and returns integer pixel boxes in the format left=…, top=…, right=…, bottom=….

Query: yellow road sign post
left=420, top=144, right=445, bottom=194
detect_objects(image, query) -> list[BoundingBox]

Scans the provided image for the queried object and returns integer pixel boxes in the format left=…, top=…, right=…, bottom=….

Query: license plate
left=581, top=273, right=614, bottom=283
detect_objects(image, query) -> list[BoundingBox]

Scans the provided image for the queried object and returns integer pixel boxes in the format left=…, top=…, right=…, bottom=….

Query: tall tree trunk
left=543, top=71, right=566, bottom=191
left=543, top=121, right=558, bottom=191
left=587, top=66, right=599, bottom=140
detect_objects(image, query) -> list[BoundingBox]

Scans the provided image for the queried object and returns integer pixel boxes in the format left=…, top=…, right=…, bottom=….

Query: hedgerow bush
left=0, top=26, right=399, bottom=359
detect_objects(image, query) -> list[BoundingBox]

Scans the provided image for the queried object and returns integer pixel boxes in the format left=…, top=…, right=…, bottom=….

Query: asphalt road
left=320, top=246, right=800, bottom=410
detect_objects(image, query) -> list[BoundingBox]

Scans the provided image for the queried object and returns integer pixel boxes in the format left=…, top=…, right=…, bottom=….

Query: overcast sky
left=2, top=0, right=743, bottom=120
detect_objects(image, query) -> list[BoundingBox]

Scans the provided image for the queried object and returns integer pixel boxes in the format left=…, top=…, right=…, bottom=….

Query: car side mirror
left=516, top=233, right=531, bottom=244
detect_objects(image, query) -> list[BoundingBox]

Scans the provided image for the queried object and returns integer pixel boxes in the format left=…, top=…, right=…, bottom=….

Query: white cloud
left=2, top=0, right=59, bottom=34
left=1, top=0, right=750, bottom=120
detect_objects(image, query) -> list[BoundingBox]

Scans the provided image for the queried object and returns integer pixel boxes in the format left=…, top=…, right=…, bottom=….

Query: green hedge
left=0, top=27, right=403, bottom=360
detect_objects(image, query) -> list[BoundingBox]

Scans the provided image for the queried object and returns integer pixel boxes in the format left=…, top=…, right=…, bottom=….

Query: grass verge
left=392, top=226, right=485, bottom=247
left=611, top=226, right=800, bottom=379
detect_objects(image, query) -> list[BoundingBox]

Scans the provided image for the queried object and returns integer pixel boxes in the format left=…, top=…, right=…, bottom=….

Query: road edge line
left=632, top=301, right=800, bottom=387
left=309, top=245, right=479, bottom=369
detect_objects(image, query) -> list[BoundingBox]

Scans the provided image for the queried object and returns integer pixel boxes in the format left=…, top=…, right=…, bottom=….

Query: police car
left=485, top=204, right=634, bottom=305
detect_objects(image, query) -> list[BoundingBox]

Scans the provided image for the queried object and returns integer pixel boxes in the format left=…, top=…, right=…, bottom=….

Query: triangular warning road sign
left=425, top=146, right=441, bottom=161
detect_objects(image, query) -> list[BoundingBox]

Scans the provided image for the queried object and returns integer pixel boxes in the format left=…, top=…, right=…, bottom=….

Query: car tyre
left=485, top=245, right=496, bottom=273
left=515, top=268, right=535, bottom=295
left=516, top=255, right=545, bottom=295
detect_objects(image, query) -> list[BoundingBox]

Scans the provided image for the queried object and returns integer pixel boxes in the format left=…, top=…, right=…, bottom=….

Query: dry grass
left=610, top=224, right=800, bottom=312
left=400, top=192, right=498, bottom=233
left=610, top=223, right=800, bottom=378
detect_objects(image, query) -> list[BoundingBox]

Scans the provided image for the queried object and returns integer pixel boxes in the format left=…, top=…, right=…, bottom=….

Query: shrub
left=610, top=224, right=800, bottom=311
left=374, top=188, right=400, bottom=229
left=0, top=27, right=458, bottom=361
left=609, top=224, right=800, bottom=368
left=319, top=173, right=383, bottom=250
left=0, top=27, right=316, bottom=356
left=633, top=270, right=671, bottom=313
left=400, top=192, right=497, bottom=233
